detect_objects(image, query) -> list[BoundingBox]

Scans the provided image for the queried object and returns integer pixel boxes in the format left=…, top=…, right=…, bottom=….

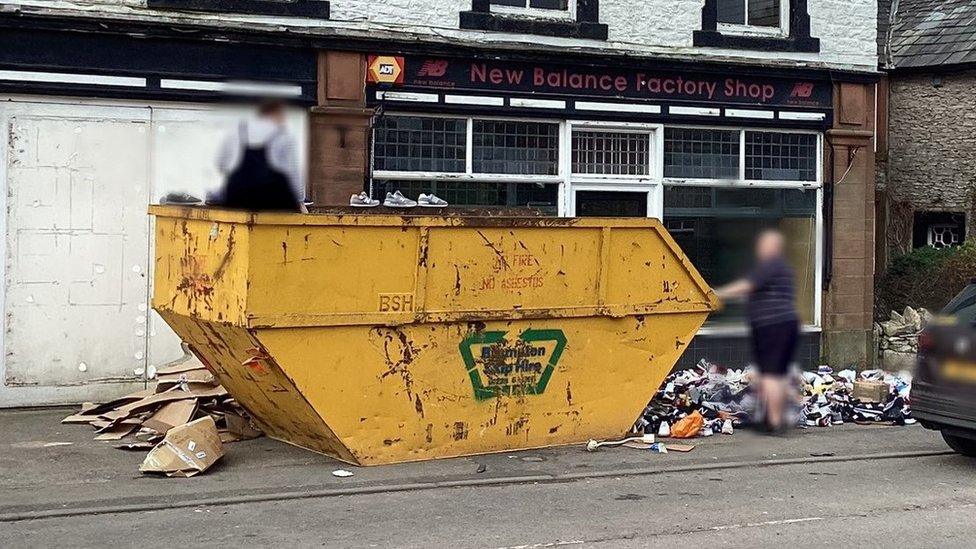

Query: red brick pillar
left=308, top=51, right=374, bottom=206
left=823, top=82, right=877, bottom=368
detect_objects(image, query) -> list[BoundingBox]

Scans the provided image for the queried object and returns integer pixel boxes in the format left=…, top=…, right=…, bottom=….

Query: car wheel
left=942, top=432, right=976, bottom=457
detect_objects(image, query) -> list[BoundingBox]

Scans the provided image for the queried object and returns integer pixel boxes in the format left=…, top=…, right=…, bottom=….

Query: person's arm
left=215, top=126, right=238, bottom=176
left=715, top=279, right=754, bottom=301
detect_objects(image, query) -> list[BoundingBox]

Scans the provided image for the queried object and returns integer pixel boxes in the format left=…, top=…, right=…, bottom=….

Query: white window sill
left=492, top=6, right=574, bottom=20
left=717, top=23, right=788, bottom=39
left=697, top=324, right=822, bottom=337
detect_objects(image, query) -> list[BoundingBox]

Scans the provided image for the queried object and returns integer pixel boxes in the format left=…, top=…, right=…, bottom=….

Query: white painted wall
left=0, top=96, right=307, bottom=406
left=5, top=0, right=878, bottom=71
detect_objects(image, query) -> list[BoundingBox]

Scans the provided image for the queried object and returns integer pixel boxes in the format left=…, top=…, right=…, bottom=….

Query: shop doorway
left=575, top=191, right=648, bottom=217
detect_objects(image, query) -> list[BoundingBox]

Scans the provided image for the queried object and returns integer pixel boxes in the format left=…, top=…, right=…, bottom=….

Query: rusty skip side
left=160, top=312, right=358, bottom=463
left=150, top=206, right=717, bottom=465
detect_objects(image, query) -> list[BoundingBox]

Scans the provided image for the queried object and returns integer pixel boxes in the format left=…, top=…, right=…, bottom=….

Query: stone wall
left=880, top=70, right=976, bottom=254
left=874, top=306, right=929, bottom=372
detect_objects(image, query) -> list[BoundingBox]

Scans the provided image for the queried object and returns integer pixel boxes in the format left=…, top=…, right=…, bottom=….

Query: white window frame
left=565, top=120, right=664, bottom=218
left=492, top=0, right=576, bottom=20
left=662, top=125, right=822, bottom=188
left=717, top=0, right=790, bottom=37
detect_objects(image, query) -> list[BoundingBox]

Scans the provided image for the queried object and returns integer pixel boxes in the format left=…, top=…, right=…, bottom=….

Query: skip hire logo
left=459, top=329, right=567, bottom=400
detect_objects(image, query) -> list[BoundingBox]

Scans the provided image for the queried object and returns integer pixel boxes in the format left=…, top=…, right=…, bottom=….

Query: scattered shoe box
left=853, top=380, right=890, bottom=403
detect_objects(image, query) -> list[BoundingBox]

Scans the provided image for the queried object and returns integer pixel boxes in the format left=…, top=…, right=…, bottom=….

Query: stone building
left=0, top=0, right=879, bottom=405
left=877, top=0, right=976, bottom=262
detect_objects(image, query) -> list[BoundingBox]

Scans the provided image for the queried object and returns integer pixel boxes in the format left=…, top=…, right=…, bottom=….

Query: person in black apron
left=216, top=101, right=305, bottom=213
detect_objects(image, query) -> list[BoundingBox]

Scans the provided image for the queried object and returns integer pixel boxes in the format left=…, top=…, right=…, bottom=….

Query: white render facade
left=5, top=0, right=877, bottom=70
left=0, top=0, right=880, bottom=405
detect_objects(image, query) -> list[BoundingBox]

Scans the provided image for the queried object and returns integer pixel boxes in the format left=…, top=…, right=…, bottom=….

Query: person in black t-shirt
left=716, top=229, right=799, bottom=434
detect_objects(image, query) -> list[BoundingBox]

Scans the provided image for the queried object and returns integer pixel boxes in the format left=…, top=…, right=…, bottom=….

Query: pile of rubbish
left=633, top=359, right=916, bottom=439
left=875, top=306, right=931, bottom=371
left=63, top=348, right=261, bottom=476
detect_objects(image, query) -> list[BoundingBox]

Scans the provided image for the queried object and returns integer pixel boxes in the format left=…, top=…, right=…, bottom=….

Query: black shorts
left=751, top=320, right=799, bottom=377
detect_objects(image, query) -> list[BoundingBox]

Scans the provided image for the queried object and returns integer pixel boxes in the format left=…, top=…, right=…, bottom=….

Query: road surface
left=4, top=449, right=973, bottom=548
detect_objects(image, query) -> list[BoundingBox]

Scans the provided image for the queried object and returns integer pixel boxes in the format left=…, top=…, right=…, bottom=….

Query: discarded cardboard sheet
left=94, top=423, right=137, bottom=441
left=62, top=389, right=154, bottom=423
left=116, top=441, right=157, bottom=451
left=61, top=413, right=102, bottom=425
left=101, top=386, right=227, bottom=422
left=143, top=400, right=198, bottom=435
left=155, top=356, right=207, bottom=376
left=92, top=418, right=141, bottom=432
left=622, top=441, right=656, bottom=450
left=156, top=369, right=216, bottom=390
left=666, top=443, right=695, bottom=453
left=224, top=412, right=263, bottom=441
left=140, top=416, right=224, bottom=477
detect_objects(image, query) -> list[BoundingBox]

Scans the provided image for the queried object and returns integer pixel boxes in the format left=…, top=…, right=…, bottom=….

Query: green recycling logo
left=458, top=329, right=567, bottom=400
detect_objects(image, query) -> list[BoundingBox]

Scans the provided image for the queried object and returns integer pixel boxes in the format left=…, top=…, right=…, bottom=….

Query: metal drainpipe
left=823, top=138, right=835, bottom=291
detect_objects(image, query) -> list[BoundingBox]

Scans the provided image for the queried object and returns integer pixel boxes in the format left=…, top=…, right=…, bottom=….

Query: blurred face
left=755, top=230, right=785, bottom=262
left=263, top=109, right=286, bottom=125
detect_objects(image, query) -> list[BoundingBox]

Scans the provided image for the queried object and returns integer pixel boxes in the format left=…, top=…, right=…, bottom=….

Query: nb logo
left=418, top=60, right=449, bottom=77
left=791, top=83, right=815, bottom=98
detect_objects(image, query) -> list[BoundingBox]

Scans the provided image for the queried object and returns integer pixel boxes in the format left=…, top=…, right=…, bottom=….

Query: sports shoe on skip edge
left=418, top=193, right=449, bottom=208
left=384, top=190, right=418, bottom=208
left=350, top=192, right=380, bottom=208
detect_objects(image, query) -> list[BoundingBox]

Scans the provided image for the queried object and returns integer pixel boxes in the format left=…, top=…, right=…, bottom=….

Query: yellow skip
left=150, top=206, right=717, bottom=465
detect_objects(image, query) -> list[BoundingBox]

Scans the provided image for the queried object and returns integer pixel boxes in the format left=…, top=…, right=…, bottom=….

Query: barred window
left=664, top=128, right=739, bottom=179
left=473, top=120, right=560, bottom=175
left=373, top=116, right=466, bottom=173
left=745, top=131, right=817, bottom=181
left=572, top=131, right=651, bottom=176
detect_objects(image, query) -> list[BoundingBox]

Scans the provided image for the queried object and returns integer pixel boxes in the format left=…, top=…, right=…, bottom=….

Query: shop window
left=147, top=0, right=329, bottom=17
left=372, top=115, right=562, bottom=213
left=913, top=212, right=966, bottom=249
left=695, top=0, right=819, bottom=52
left=664, top=186, right=818, bottom=325
left=664, top=128, right=739, bottom=180
left=744, top=131, right=817, bottom=182
left=460, top=0, right=608, bottom=40
left=572, top=131, right=651, bottom=176
left=664, top=128, right=817, bottom=183
left=472, top=120, right=560, bottom=175
left=373, top=116, right=467, bottom=172
left=372, top=180, right=559, bottom=214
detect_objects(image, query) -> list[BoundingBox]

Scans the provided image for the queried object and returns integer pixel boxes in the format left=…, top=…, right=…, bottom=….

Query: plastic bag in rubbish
left=670, top=410, right=705, bottom=438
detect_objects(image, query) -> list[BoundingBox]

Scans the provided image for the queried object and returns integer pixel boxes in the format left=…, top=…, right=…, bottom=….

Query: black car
left=912, top=279, right=976, bottom=456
